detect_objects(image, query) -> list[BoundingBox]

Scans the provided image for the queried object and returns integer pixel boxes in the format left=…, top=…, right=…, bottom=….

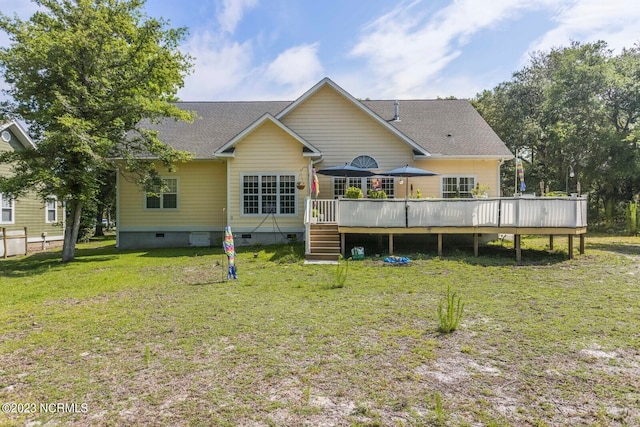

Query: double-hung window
left=45, top=197, right=58, bottom=223
left=146, top=178, right=178, bottom=209
left=242, top=174, right=296, bottom=215
left=442, top=176, right=475, bottom=198
left=1, top=193, right=13, bottom=223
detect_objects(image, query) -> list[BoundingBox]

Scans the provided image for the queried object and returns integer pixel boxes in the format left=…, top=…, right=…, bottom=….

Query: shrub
left=437, top=285, right=464, bottom=333
left=368, top=189, right=387, bottom=199
left=545, top=191, right=568, bottom=197
left=471, top=183, right=490, bottom=197
left=345, top=186, right=363, bottom=199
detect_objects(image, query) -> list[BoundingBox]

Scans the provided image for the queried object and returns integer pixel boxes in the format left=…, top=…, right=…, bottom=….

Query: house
left=116, top=77, right=516, bottom=252
left=0, top=121, right=65, bottom=256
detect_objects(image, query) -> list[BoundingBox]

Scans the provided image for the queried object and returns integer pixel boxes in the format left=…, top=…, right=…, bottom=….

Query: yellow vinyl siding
left=118, top=160, right=226, bottom=228
left=282, top=85, right=415, bottom=196
left=228, top=120, right=307, bottom=230
left=407, top=159, right=500, bottom=198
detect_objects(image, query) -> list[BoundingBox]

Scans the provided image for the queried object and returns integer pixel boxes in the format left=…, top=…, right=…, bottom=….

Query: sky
left=2, top=0, right=640, bottom=102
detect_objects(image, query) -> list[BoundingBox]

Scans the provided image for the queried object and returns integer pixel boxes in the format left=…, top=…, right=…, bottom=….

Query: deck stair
left=306, top=224, right=340, bottom=262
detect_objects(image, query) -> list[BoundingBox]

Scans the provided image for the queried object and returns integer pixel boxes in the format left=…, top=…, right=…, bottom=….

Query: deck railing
left=306, top=196, right=588, bottom=229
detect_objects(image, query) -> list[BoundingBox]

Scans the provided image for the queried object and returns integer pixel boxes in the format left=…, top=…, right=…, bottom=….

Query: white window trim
left=440, top=175, right=477, bottom=198
left=45, top=196, right=58, bottom=223
left=0, top=193, right=15, bottom=224
left=240, top=173, right=297, bottom=217
left=144, top=177, right=180, bottom=210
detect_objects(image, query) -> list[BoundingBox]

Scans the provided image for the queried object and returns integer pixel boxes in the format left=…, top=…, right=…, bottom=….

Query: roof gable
left=277, top=77, right=431, bottom=157
left=0, top=121, right=37, bottom=150
left=136, top=78, right=512, bottom=160
left=214, top=113, right=320, bottom=157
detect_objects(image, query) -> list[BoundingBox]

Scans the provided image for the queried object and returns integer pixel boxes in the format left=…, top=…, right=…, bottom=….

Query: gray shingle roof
left=144, top=98, right=511, bottom=159
left=145, top=101, right=291, bottom=158
left=362, top=99, right=513, bottom=157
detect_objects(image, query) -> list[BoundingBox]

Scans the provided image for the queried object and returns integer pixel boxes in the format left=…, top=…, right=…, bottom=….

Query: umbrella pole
left=405, top=178, right=409, bottom=228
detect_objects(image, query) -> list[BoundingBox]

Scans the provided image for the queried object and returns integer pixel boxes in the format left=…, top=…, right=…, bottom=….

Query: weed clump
left=437, top=285, right=464, bottom=333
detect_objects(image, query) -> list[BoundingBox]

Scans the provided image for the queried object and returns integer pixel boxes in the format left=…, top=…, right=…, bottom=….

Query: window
left=442, top=176, right=476, bottom=198
left=350, top=155, right=378, bottom=169
left=146, top=178, right=178, bottom=209
left=45, top=197, right=58, bottom=223
left=242, top=174, right=296, bottom=215
left=333, top=177, right=395, bottom=198
left=374, top=177, right=395, bottom=198
left=1, top=193, right=13, bottom=223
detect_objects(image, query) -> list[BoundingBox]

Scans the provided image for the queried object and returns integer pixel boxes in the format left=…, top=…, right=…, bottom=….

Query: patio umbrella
left=223, top=226, right=237, bottom=280
left=381, top=164, right=439, bottom=227
left=316, top=163, right=376, bottom=177
left=381, top=164, right=439, bottom=199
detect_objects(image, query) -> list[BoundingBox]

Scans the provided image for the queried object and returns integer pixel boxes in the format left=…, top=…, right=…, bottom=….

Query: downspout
left=226, top=158, right=231, bottom=229
left=497, top=157, right=505, bottom=197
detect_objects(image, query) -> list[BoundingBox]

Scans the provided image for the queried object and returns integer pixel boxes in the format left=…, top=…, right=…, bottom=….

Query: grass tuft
left=437, top=285, right=465, bottom=333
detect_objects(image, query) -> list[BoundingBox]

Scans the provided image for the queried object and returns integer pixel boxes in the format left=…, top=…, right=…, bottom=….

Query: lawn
left=0, top=235, right=639, bottom=426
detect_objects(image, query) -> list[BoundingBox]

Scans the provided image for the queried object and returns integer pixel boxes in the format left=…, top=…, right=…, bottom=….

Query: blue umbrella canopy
left=381, top=164, right=438, bottom=177
left=381, top=164, right=439, bottom=199
left=316, top=163, right=376, bottom=177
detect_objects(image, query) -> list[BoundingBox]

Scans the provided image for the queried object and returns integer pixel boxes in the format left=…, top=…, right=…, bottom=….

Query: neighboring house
left=116, top=78, right=514, bottom=250
left=0, top=121, right=65, bottom=254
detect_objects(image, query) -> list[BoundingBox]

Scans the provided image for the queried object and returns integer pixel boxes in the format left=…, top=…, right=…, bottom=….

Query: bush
left=471, top=183, right=490, bottom=197
left=345, top=186, right=363, bottom=199
left=545, top=191, right=568, bottom=197
left=368, top=189, right=387, bottom=199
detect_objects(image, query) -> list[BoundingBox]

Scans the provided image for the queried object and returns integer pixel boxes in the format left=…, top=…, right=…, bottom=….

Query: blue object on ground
left=383, top=256, right=410, bottom=264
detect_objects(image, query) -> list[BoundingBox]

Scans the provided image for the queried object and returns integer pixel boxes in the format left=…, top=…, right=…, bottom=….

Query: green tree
left=474, top=41, right=640, bottom=224
left=0, top=0, right=193, bottom=261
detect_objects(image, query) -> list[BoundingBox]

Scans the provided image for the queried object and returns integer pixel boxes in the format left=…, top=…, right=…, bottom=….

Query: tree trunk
left=62, top=199, right=83, bottom=263
left=94, top=203, right=105, bottom=237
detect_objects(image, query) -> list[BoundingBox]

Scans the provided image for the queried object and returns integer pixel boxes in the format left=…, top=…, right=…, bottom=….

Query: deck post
left=473, top=233, right=479, bottom=257
left=568, top=234, right=574, bottom=259
left=340, top=233, right=345, bottom=257
left=549, top=235, right=554, bottom=251
left=389, top=233, right=394, bottom=255
left=437, top=233, right=443, bottom=257
left=2, top=227, right=6, bottom=259
left=515, top=234, right=521, bottom=262
left=579, top=234, right=585, bottom=255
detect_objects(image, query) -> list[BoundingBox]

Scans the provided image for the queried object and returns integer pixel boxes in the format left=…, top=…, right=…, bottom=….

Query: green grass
left=1, top=234, right=639, bottom=426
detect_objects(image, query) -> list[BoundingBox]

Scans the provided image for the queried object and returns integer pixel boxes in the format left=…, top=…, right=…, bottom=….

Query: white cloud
left=265, top=43, right=323, bottom=87
left=528, top=0, right=640, bottom=54
left=179, top=31, right=255, bottom=101
left=216, top=0, right=259, bottom=34
left=179, top=0, right=324, bottom=102
left=350, top=0, right=551, bottom=98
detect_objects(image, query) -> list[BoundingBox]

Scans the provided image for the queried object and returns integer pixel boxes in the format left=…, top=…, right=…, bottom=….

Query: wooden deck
left=305, top=197, right=588, bottom=261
